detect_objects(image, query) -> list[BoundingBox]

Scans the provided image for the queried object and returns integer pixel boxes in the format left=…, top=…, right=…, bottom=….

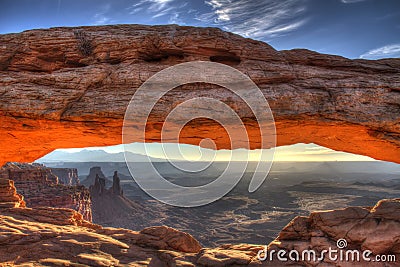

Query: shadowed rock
left=50, top=167, right=80, bottom=185
left=112, top=171, right=123, bottom=196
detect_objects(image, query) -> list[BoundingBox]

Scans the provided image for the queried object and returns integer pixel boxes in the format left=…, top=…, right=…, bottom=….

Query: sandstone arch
left=0, top=25, right=399, bottom=164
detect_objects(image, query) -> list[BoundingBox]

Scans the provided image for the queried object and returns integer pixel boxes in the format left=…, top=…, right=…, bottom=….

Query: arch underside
left=1, top=115, right=398, bottom=165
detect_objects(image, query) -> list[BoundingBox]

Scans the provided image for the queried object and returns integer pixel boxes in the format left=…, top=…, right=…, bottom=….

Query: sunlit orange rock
left=0, top=178, right=25, bottom=208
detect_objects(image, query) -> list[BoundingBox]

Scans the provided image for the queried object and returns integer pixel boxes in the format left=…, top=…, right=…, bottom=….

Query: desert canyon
left=0, top=25, right=399, bottom=266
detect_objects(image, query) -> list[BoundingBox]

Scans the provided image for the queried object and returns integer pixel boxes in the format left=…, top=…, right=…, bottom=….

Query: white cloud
left=128, top=7, right=144, bottom=15
left=197, top=0, right=308, bottom=40
left=359, top=44, right=400, bottom=59
left=127, top=0, right=186, bottom=24
left=127, top=0, right=175, bottom=15
left=152, top=6, right=175, bottom=18
left=127, top=0, right=190, bottom=25
left=168, top=13, right=185, bottom=24
left=147, top=0, right=175, bottom=12
left=93, top=4, right=112, bottom=25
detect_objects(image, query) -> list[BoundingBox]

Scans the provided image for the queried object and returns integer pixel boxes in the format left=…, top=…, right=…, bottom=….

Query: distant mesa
left=81, top=166, right=111, bottom=188
left=37, top=149, right=164, bottom=163
left=92, top=173, right=106, bottom=195
left=86, top=166, right=151, bottom=230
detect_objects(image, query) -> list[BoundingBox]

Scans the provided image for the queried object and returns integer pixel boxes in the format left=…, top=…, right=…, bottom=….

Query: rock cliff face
left=0, top=25, right=399, bottom=164
left=50, top=167, right=80, bottom=185
left=0, top=162, right=92, bottom=221
left=1, top=178, right=399, bottom=266
left=0, top=162, right=59, bottom=184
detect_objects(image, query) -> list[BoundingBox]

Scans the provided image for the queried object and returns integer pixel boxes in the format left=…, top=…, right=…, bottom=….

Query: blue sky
left=1, top=0, right=399, bottom=59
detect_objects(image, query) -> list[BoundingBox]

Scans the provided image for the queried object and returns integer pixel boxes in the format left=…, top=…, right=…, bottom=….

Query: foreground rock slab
left=1, top=177, right=400, bottom=266
left=269, top=199, right=400, bottom=266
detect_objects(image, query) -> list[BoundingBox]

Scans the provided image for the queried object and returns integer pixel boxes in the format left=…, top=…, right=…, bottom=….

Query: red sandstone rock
left=0, top=178, right=25, bottom=208
left=139, top=225, right=202, bottom=253
left=0, top=25, right=399, bottom=164
left=0, top=24, right=399, bottom=266
left=268, top=199, right=400, bottom=266
left=0, top=162, right=92, bottom=221
left=1, top=178, right=400, bottom=266
left=0, top=179, right=200, bottom=266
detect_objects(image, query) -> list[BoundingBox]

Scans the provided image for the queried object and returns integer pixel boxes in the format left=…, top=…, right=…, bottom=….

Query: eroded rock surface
left=1, top=177, right=400, bottom=266
left=0, top=162, right=92, bottom=220
left=0, top=178, right=203, bottom=266
left=0, top=178, right=25, bottom=208
left=0, top=25, right=399, bottom=164
left=268, top=199, right=400, bottom=266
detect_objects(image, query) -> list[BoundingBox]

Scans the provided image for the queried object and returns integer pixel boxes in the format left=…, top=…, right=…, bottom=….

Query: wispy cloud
left=127, top=0, right=186, bottom=24
left=93, top=3, right=113, bottom=25
left=196, top=0, right=308, bottom=40
left=146, top=0, right=175, bottom=12
left=360, top=44, right=400, bottom=59
left=168, top=13, right=184, bottom=24
left=152, top=6, right=175, bottom=18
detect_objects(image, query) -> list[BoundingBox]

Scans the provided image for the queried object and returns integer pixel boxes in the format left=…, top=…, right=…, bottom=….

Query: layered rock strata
left=0, top=25, right=399, bottom=164
left=0, top=178, right=204, bottom=266
left=0, top=178, right=25, bottom=208
left=0, top=162, right=92, bottom=221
